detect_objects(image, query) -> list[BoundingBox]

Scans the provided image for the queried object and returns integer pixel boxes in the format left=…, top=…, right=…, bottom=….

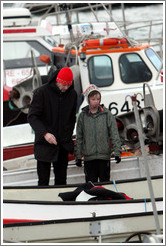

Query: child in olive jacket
left=75, top=85, right=122, bottom=183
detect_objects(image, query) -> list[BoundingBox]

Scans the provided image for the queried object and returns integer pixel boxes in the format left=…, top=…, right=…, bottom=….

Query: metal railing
left=119, top=19, right=163, bottom=57
left=9, top=3, right=163, bottom=57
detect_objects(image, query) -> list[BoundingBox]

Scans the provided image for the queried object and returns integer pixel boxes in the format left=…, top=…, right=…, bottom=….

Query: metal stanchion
left=126, top=94, right=161, bottom=235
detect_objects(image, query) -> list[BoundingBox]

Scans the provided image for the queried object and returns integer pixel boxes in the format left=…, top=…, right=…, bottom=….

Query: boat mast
left=60, top=4, right=74, bottom=42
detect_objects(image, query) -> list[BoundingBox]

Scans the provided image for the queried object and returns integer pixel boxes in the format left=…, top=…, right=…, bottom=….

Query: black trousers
left=37, top=146, right=68, bottom=186
left=84, top=159, right=110, bottom=183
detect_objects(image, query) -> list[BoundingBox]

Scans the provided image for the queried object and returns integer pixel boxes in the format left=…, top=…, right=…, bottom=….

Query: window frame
left=145, top=48, right=162, bottom=71
left=119, top=52, right=152, bottom=84
left=87, top=54, right=114, bottom=88
left=3, top=40, right=52, bottom=69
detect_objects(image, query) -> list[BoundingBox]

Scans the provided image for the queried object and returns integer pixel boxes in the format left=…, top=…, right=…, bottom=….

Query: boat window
left=88, top=55, right=113, bottom=87
left=3, top=41, right=51, bottom=69
left=119, top=53, right=152, bottom=83
left=145, top=48, right=162, bottom=70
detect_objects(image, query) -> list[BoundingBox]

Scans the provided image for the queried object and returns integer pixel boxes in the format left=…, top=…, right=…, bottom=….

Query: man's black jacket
left=28, top=69, right=77, bottom=162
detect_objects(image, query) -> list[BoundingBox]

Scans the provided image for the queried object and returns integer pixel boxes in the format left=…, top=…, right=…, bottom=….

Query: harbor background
left=28, top=2, right=164, bottom=56
left=3, top=2, right=163, bottom=40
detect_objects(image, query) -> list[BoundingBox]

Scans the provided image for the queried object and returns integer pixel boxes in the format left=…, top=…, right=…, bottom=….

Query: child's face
left=89, top=93, right=101, bottom=109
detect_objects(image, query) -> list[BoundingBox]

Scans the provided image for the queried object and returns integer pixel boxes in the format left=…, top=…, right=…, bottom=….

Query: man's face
left=56, top=82, right=71, bottom=92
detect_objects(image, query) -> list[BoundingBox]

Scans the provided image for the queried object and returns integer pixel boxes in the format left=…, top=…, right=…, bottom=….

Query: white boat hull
left=3, top=207, right=163, bottom=243
left=3, top=176, right=163, bottom=201
left=3, top=154, right=163, bottom=186
left=3, top=198, right=163, bottom=223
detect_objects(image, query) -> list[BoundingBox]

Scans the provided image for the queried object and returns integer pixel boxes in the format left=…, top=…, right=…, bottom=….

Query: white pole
left=130, top=94, right=161, bottom=235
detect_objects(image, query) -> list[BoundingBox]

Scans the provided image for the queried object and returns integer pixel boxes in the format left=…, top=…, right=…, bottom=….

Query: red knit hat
left=56, top=67, right=73, bottom=85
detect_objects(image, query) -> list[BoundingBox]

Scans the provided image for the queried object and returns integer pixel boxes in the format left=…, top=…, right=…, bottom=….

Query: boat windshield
left=119, top=53, right=152, bottom=84
left=3, top=41, right=52, bottom=69
left=145, top=48, right=162, bottom=71
left=88, top=55, right=114, bottom=87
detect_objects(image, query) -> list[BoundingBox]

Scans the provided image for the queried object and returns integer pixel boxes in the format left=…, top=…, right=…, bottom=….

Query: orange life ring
left=84, top=38, right=127, bottom=46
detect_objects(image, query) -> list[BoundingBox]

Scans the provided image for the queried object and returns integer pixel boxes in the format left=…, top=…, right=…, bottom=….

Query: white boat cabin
left=47, top=22, right=163, bottom=116
left=3, top=8, right=56, bottom=88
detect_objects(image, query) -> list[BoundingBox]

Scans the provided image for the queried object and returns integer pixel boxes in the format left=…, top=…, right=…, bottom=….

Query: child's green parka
left=75, top=105, right=122, bottom=161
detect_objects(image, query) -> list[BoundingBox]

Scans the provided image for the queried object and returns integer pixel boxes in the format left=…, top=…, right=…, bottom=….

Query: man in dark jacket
left=28, top=67, right=77, bottom=186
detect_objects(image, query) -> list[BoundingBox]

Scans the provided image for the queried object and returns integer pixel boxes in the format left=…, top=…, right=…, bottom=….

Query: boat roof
left=3, top=7, right=53, bottom=37
left=52, top=42, right=151, bottom=56
left=3, top=8, right=32, bottom=27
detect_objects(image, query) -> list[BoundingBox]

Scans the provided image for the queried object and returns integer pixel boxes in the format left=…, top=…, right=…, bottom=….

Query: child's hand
left=115, top=156, right=121, bottom=164
left=75, top=159, right=82, bottom=167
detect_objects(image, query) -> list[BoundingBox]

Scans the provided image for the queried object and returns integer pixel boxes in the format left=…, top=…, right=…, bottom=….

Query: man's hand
left=44, top=133, right=57, bottom=145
